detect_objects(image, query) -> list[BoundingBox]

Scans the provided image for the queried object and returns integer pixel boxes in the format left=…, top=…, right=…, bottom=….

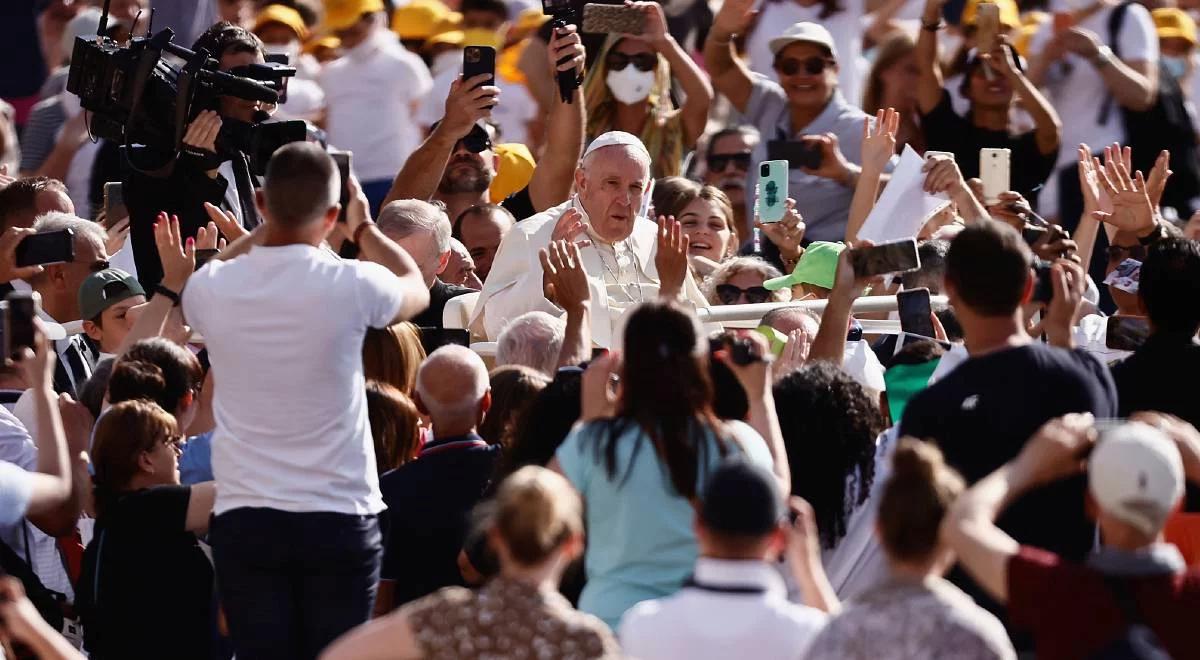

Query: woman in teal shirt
left=553, top=302, right=785, bottom=629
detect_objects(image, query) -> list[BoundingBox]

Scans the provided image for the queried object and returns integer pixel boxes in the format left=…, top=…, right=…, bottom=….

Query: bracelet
left=352, top=220, right=375, bottom=245
left=153, top=284, right=182, bottom=307
left=921, top=19, right=945, bottom=31
left=1136, top=221, right=1167, bottom=246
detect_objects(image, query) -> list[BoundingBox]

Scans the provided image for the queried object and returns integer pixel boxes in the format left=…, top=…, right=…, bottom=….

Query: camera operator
left=123, top=22, right=272, bottom=289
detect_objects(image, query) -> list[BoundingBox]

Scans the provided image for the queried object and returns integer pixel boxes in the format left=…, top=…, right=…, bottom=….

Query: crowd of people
left=1, top=0, right=1199, bottom=658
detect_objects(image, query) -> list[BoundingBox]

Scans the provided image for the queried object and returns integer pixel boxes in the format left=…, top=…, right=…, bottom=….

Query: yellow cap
left=254, top=4, right=309, bottom=39
left=515, top=7, right=550, bottom=32
left=462, top=27, right=502, bottom=48
left=1014, top=10, right=1048, bottom=58
left=427, top=29, right=465, bottom=47
left=490, top=143, right=536, bottom=203
left=392, top=0, right=451, bottom=40
left=497, top=41, right=527, bottom=84
left=434, top=12, right=463, bottom=32
left=961, top=0, right=1021, bottom=29
left=305, top=34, right=342, bottom=53
left=1154, top=8, right=1198, bottom=45
left=324, top=0, right=386, bottom=32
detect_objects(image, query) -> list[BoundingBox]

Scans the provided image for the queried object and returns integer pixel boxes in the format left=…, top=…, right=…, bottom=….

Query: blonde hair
left=363, top=322, right=426, bottom=394
left=702, top=256, right=792, bottom=305
left=491, top=466, right=583, bottom=566
left=583, top=35, right=683, bottom=178
left=878, top=438, right=966, bottom=562
left=862, top=32, right=916, bottom=116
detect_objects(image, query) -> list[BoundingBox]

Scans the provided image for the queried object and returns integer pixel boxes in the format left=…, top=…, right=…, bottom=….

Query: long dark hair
left=774, top=363, right=884, bottom=549
left=596, top=302, right=725, bottom=499
left=107, top=338, right=202, bottom=416
left=496, top=369, right=584, bottom=484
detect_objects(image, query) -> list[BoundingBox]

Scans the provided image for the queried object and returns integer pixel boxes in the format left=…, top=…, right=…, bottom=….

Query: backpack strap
left=1098, top=1, right=1134, bottom=126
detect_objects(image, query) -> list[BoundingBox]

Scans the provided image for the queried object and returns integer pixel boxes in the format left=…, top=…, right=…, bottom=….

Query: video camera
left=66, top=1, right=306, bottom=175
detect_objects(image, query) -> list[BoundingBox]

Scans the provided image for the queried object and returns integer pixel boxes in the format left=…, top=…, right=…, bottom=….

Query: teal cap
left=79, top=268, right=145, bottom=321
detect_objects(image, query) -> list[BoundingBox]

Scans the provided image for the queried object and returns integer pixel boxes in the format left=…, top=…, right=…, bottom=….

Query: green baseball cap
left=79, top=268, right=145, bottom=321
left=763, top=241, right=846, bottom=292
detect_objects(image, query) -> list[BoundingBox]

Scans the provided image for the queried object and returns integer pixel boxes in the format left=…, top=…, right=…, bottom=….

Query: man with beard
left=702, top=126, right=760, bottom=239
left=381, top=24, right=587, bottom=222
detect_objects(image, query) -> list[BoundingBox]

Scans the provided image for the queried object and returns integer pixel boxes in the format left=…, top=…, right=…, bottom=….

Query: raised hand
left=441, top=74, right=500, bottom=138
left=755, top=198, right=805, bottom=261
left=14, top=318, right=54, bottom=389
left=712, top=0, right=757, bottom=37
left=580, top=352, right=621, bottom=422
left=1144, top=149, right=1172, bottom=210
left=1042, top=258, right=1087, bottom=346
left=773, top=329, right=812, bottom=381
left=195, top=222, right=227, bottom=251
left=154, top=212, right=196, bottom=292
left=799, top=133, right=857, bottom=186
left=551, top=207, right=587, bottom=244
left=1093, top=149, right=1157, bottom=235
left=539, top=240, right=590, bottom=313
left=1077, top=144, right=1105, bottom=212
left=104, top=215, right=131, bottom=256
left=203, top=202, right=248, bottom=243
left=631, top=1, right=669, bottom=47
left=655, top=215, right=690, bottom=300
left=182, top=110, right=222, bottom=155
left=546, top=22, right=585, bottom=79
left=862, top=108, right=899, bottom=173
left=1013, top=413, right=1096, bottom=486
left=922, top=154, right=969, bottom=199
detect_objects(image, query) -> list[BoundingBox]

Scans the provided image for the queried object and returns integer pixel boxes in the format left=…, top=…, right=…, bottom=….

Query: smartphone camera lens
left=760, top=163, right=769, bottom=177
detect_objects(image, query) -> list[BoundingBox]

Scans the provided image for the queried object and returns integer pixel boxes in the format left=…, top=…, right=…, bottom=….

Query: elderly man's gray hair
left=377, top=199, right=452, bottom=256
left=33, top=211, right=107, bottom=249
left=496, top=311, right=566, bottom=377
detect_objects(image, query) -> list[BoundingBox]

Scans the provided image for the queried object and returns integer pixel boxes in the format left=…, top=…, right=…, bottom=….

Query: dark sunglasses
left=1106, top=244, right=1147, bottom=262
left=707, top=152, right=752, bottom=172
left=774, top=56, right=835, bottom=77
left=605, top=51, right=658, bottom=73
left=430, top=120, right=493, bottom=153
left=716, top=284, right=772, bottom=305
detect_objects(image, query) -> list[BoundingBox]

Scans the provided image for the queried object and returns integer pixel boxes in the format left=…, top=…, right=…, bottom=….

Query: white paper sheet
left=857, top=145, right=951, bottom=243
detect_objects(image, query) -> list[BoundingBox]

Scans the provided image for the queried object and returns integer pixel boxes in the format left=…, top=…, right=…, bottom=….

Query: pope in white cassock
left=471, top=131, right=709, bottom=347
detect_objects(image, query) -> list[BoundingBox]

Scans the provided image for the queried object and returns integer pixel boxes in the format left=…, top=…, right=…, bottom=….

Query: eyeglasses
left=716, top=284, right=772, bottom=305
left=774, top=56, right=835, bottom=77
left=1106, top=244, right=1147, bottom=262
left=605, top=51, right=658, bottom=73
left=706, top=151, right=752, bottom=173
left=429, top=120, right=494, bottom=153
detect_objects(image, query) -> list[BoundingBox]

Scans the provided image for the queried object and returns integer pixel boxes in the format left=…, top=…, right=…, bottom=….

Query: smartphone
left=194, top=249, right=220, bottom=271
left=1022, top=224, right=1048, bottom=246
left=975, top=2, right=1001, bottom=54
left=462, top=45, right=496, bottom=89
left=1106, top=315, right=1150, bottom=351
left=756, top=160, right=789, bottom=223
left=102, top=182, right=127, bottom=224
left=330, top=150, right=351, bottom=224
left=4, top=292, right=39, bottom=362
left=980, top=148, right=1011, bottom=204
left=15, top=229, right=75, bottom=268
left=849, top=237, right=921, bottom=278
left=767, top=140, right=822, bottom=171
left=1053, top=11, right=1074, bottom=34
left=581, top=3, right=646, bottom=34
left=1031, top=259, right=1054, bottom=304
left=897, top=287, right=936, bottom=339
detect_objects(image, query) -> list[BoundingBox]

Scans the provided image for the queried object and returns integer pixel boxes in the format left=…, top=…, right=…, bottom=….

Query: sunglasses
left=716, top=284, right=772, bottom=305
left=430, top=120, right=493, bottom=153
left=774, top=56, right=835, bottom=77
left=606, top=51, right=658, bottom=73
left=707, top=152, right=752, bottom=173
left=1107, top=244, right=1147, bottom=262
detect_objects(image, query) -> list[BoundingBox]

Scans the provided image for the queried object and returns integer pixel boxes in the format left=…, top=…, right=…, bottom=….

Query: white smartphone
left=979, top=148, right=1011, bottom=204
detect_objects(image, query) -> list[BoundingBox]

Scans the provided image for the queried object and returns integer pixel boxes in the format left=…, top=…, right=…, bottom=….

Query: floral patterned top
left=804, top=576, right=1017, bottom=660
left=403, top=576, right=621, bottom=660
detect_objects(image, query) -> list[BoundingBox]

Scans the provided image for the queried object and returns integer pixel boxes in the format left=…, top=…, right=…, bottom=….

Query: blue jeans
left=210, top=508, right=382, bottom=660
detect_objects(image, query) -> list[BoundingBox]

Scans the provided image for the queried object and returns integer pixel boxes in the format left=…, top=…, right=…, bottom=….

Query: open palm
left=1094, top=155, right=1156, bottom=235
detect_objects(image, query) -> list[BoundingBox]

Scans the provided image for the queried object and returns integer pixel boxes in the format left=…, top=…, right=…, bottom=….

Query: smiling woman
left=662, top=185, right=739, bottom=264
left=702, top=256, right=791, bottom=306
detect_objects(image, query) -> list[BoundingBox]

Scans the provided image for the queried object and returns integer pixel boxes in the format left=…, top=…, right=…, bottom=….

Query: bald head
left=415, top=345, right=491, bottom=434
left=761, top=307, right=820, bottom=336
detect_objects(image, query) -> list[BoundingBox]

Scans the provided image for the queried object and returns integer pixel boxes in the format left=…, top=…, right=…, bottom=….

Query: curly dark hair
left=773, top=362, right=885, bottom=549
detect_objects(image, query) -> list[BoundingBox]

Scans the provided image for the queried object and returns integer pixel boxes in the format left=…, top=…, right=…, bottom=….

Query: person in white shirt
left=318, top=0, right=433, bottom=215
left=619, top=459, right=830, bottom=660
left=181, top=141, right=429, bottom=659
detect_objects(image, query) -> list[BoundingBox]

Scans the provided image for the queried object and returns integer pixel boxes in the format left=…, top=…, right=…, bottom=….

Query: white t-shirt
left=182, top=244, right=406, bottom=515
left=1028, top=3, right=1158, bottom=170
left=319, top=30, right=433, bottom=182
left=745, top=0, right=867, bottom=106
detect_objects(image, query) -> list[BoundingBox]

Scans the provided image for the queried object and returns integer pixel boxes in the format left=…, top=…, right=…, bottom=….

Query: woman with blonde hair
left=862, top=33, right=923, bottom=154
left=321, top=466, right=619, bottom=659
left=582, top=2, right=712, bottom=178
left=362, top=322, right=426, bottom=395
left=703, top=256, right=791, bottom=306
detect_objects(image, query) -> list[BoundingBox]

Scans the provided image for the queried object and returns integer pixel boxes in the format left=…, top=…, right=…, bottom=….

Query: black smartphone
left=1031, top=259, right=1054, bottom=304
left=330, top=150, right=351, bottom=224
left=15, top=229, right=75, bottom=268
left=849, top=238, right=921, bottom=278
left=4, top=292, right=38, bottom=361
left=463, top=46, right=496, bottom=89
left=194, top=249, right=220, bottom=271
left=1022, top=224, right=1048, bottom=246
left=1106, top=315, right=1150, bottom=351
left=897, top=287, right=936, bottom=339
left=103, top=182, right=127, bottom=224
left=419, top=327, right=471, bottom=355
left=767, top=140, right=822, bottom=171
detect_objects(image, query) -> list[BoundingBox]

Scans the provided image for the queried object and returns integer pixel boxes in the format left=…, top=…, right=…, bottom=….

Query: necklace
left=592, top=239, right=645, bottom=303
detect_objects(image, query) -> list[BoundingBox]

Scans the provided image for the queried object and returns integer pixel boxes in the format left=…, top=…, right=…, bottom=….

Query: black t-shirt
left=501, top=186, right=536, bottom=221
left=380, top=433, right=501, bottom=608
left=77, top=485, right=213, bottom=660
left=921, top=90, right=1057, bottom=206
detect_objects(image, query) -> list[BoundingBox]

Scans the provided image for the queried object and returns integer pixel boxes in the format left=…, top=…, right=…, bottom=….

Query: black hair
left=707, top=125, right=760, bottom=154
left=773, top=362, right=884, bottom=549
left=946, top=222, right=1032, bottom=317
left=1139, top=238, right=1200, bottom=335
left=79, top=357, right=115, bottom=420
left=0, top=177, right=68, bottom=230
left=452, top=203, right=514, bottom=240
left=264, top=142, right=338, bottom=226
left=461, top=0, right=510, bottom=20
left=496, top=369, right=583, bottom=483
left=191, top=21, right=264, bottom=62
left=902, top=239, right=950, bottom=293
left=107, top=338, right=202, bottom=416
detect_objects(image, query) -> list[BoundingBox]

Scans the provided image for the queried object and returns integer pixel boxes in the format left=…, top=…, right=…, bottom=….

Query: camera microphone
left=204, top=70, right=279, bottom=104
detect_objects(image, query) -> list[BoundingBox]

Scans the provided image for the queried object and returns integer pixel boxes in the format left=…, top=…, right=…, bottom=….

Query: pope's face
left=575, top=146, right=651, bottom=244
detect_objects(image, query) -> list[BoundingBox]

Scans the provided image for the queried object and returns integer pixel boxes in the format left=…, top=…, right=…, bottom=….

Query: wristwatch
left=1092, top=45, right=1115, bottom=68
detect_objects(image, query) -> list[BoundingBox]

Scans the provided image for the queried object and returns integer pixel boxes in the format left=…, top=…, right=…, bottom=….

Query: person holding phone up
left=582, top=2, right=713, bottom=178
left=704, top=5, right=875, bottom=243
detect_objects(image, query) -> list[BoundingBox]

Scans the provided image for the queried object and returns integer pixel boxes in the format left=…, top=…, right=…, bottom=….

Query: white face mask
left=263, top=41, right=300, bottom=63
left=606, top=64, right=655, bottom=105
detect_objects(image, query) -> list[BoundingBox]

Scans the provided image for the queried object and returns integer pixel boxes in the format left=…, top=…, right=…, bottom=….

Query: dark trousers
left=210, top=508, right=382, bottom=660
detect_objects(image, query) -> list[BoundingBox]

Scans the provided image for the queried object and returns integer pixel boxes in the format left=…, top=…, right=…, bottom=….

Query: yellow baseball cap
left=961, top=0, right=1021, bottom=29
left=392, top=0, right=452, bottom=40
left=462, top=27, right=502, bottom=48
left=1154, top=8, right=1198, bottom=46
left=304, top=34, right=342, bottom=53
left=490, top=143, right=536, bottom=203
left=324, top=0, right=385, bottom=32
left=515, top=7, right=550, bottom=32
left=254, top=4, right=309, bottom=40
left=426, top=29, right=465, bottom=48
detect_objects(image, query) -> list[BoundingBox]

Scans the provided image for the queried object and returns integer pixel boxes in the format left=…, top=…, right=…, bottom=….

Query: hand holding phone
left=582, top=4, right=646, bottom=34
left=848, top=237, right=921, bottom=278
left=463, top=45, right=497, bottom=109
left=756, top=160, right=789, bottom=223
left=330, top=151, right=352, bottom=224
left=980, top=148, right=1011, bottom=204
left=103, top=182, right=128, bottom=227
left=4, top=292, right=39, bottom=364
left=15, top=229, right=75, bottom=268
left=898, top=287, right=936, bottom=338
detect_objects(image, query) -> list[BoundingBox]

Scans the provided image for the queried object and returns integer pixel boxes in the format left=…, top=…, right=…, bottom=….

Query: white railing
left=697, top=295, right=950, bottom=328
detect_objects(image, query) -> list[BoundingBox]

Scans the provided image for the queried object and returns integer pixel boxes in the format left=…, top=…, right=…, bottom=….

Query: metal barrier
left=697, top=294, right=950, bottom=328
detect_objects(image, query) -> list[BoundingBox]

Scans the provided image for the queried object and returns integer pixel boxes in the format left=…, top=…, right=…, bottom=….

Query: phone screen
left=1031, top=260, right=1054, bottom=304
left=462, top=46, right=497, bottom=89
left=15, top=229, right=75, bottom=268
left=103, top=182, right=127, bottom=223
left=4, top=292, right=38, bottom=361
left=849, top=238, right=920, bottom=278
left=897, top=288, right=935, bottom=339
left=331, top=151, right=351, bottom=224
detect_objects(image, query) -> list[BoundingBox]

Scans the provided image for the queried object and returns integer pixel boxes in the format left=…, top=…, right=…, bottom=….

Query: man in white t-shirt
left=182, top=142, right=428, bottom=659
left=318, top=0, right=433, bottom=215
